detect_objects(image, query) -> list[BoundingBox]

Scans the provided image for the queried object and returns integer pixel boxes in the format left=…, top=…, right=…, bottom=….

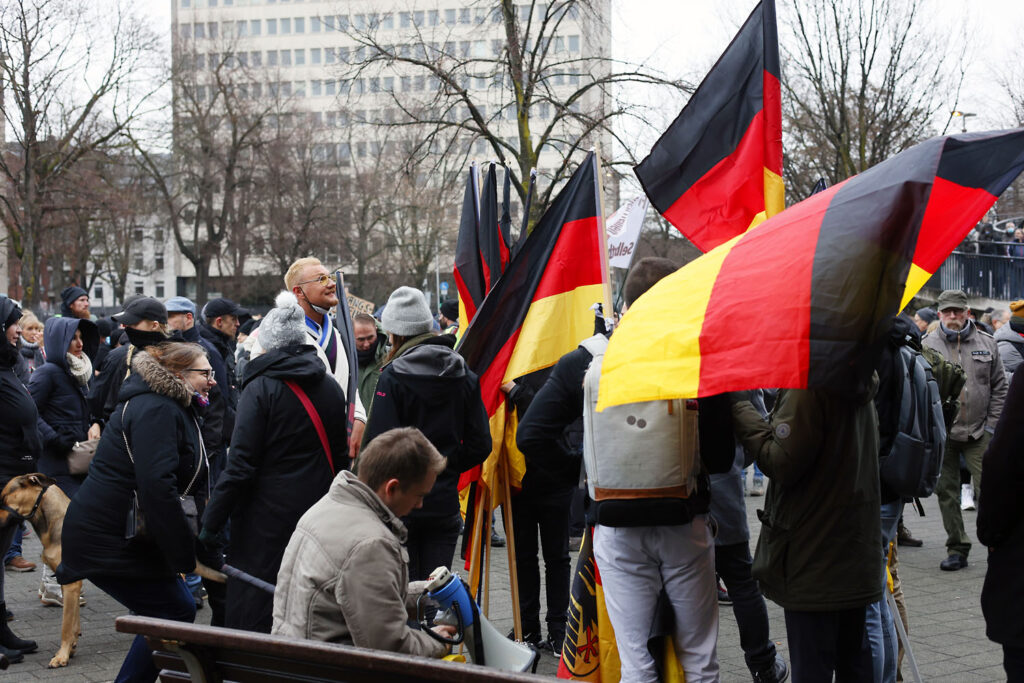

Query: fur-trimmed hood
left=123, top=350, right=193, bottom=407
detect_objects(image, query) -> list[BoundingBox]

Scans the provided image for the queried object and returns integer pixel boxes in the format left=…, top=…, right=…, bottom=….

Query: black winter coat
left=0, top=364, right=41, bottom=483
left=29, top=317, right=98, bottom=495
left=978, top=369, right=1024, bottom=647
left=89, top=328, right=186, bottom=424
left=199, top=322, right=238, bottom=406
left=364, top=335, right=490, bottom=519
left=60, top=351, right=206, bottom=581
left=202, top=344, right=348, bottom=633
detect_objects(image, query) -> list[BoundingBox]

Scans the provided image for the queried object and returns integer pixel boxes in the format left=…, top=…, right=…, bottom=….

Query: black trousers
left=715, top=542, right=776, bottom=673
left=511, top=487, right=573, bottom=637
left=404, top=513, right=463, bottom=582
left=784, top=607, right=873, bottom=683
left=1006, top=645, right=1024, bottom=682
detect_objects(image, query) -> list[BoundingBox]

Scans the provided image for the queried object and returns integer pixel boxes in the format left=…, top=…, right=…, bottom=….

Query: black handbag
left=122, top=401, right=206, bottom=540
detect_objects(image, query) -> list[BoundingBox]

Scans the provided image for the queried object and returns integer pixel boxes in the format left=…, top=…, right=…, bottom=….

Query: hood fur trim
left=131, top=350, right=193, bottom=407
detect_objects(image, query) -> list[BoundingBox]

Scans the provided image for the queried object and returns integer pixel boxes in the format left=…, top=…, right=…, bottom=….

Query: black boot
left=0, top=641, right=25, bottom=664
left=0, top=603, right=37, bottom=654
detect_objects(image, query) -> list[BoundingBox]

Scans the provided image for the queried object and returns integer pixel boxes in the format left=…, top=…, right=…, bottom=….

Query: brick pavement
left=2, top=482, right=1005, bottom=681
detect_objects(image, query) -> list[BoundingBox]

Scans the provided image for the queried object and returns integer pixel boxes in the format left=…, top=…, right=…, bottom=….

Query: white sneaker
left=961, top=483, right=976, bottom=511
left=38, top=581, right=86, bottom=607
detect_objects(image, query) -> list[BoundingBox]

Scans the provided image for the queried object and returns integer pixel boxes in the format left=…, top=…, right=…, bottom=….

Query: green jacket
left=732, top=382, right=883, bottom=612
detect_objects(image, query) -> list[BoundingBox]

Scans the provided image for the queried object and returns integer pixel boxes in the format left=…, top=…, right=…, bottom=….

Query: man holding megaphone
left=272, top=427, right=456, bottom=655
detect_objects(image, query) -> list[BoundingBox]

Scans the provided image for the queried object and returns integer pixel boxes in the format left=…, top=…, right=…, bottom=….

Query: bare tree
left=0, top=0, right=159, bottom=307
left=781, top=0, right=966, bottom=199
left=337, top=0, right=684, bottom=222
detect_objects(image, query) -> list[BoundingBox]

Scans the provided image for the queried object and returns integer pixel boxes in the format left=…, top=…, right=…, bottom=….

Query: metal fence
left=929, top=251, right=1024, bottom=301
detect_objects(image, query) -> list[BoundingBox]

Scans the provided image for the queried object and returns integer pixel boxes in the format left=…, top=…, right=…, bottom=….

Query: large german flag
left=479, top=162, right=508, bottom=289
left=599, top=129, right=1024, bottom=409
left=457, top=151, right=612, bottom=499
left=635, top=0, right=782, bottom=252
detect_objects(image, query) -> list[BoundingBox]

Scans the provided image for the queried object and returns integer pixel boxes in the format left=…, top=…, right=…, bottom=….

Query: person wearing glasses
left=201, top=292, right=348, bottom=633
left=61, top=342, right=213, bottom=683
left=285, top=257, right=367, bottom=458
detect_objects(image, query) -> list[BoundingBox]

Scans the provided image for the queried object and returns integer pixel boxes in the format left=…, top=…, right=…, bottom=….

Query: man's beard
left=944, top=319, right=963, bottom=331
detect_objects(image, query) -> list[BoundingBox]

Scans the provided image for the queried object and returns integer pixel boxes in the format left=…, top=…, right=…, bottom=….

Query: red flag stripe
left=912, top=177, right=998, bottom=273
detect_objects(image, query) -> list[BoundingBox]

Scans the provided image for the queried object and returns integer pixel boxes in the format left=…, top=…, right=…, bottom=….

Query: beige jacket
left=923, top=321, right=1007, bottom=441
left=272, top=471, right=446, bottom=658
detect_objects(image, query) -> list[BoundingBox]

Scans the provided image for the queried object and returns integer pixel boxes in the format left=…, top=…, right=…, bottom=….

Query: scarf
left=940, top=320, right=974, bottom=344
left=66, top=352, right=93, bottom=386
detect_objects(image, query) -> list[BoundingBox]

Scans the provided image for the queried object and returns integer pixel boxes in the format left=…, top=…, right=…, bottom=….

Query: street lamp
left=951, top=110, right=977, bottom=134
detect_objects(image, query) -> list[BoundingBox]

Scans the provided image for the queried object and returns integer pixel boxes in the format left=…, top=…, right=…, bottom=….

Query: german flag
left=634, top=0, right=782, bottom=253
left=457, top=151, right=612, bottom=504
left=478, top=162, right=508, bottom=290
left=453, top=163, right=483, bottom=330
left=599, top=129, right=1024, bottom=410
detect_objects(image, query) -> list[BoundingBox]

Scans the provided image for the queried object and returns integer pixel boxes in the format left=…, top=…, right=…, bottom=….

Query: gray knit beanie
left=258, top=291, right=309, bottom=351
left=382, top=286, right=434, bottom=337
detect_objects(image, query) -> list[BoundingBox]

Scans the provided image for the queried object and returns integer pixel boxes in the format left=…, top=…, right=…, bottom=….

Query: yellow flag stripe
left=900, top=262, right=933, bottom=310
left=504, top=283, right=606, bottom=384
left=596, top=236, right=739, bottom=411
left=764, top=167, right=785, bottom=217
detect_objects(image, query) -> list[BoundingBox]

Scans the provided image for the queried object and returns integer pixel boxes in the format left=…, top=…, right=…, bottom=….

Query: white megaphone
left=420, top=566, right=538, bottom=673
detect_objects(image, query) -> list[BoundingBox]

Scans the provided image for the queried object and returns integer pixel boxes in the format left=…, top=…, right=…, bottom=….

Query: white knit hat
left=382, top=286, right=434, bottom=336
left=257, top=291, right=309, bottom=351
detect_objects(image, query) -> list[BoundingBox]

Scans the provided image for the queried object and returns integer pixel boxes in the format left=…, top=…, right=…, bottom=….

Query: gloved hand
left=52, top=431, right=78, bottom=454
left=198, top=525, right=226, bottom=550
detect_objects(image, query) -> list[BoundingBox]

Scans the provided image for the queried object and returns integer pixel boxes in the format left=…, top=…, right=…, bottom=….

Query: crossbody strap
left=284, top=380, right=335, bottom=474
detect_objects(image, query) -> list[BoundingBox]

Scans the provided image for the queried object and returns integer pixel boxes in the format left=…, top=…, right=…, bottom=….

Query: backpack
left=580, top=334, right=701, bottom=502
left=919, top=345, right=967, bottom=430
left=879, top=344, right=947, bottom=499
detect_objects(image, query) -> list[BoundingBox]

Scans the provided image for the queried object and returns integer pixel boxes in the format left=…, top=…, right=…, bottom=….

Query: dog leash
left=1, top=484, right=50, bottom=525
left=221, top=564, right=276, bottom=595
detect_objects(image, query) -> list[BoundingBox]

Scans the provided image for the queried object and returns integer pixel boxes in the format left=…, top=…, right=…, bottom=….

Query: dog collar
left=1, top=484, right=50, bottom=525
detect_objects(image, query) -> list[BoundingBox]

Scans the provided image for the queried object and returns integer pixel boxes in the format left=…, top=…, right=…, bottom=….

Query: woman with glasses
left=60, top=342, right=212, bottom=683
left=201, top=292, right=348, bottom=633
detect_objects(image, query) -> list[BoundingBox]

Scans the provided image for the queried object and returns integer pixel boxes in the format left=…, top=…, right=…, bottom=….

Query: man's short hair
left=353, top=312, right=377, bottom=327
left=285, top=257, right=323, bottom=290
left=623, top=257, right=678, bottom=307
left=358, top=427, right=446, bottom=492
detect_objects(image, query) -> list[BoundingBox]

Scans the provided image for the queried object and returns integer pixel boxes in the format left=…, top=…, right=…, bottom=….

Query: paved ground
left=3, top=476, right=1006, bottom=681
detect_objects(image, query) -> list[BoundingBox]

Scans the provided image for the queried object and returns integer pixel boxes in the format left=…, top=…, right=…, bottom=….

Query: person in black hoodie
left=978, top=369, right=1024, bottom=680
left=363, top=286, right=491, bottom=581
left=60, top=342, right=212, bottom=683
left=0, top=296, right=41, bottom=663
left=89, top=297, right=174, bottom=423
left=200, top=292, right=348, bottom=633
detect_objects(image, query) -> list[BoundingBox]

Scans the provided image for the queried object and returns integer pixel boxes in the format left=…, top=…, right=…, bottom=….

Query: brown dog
left=0, top=474, right=227, bottom=669
left=0, top=474, right=82, bottom=668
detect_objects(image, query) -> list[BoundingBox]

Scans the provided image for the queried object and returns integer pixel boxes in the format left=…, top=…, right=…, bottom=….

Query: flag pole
left=591, top=150, right=615, bottom=326
left=501, top=445, right=523, bottom=642
left=482, top=494, right=492, bottom=617
left=467, top=484, right=487, bottom=600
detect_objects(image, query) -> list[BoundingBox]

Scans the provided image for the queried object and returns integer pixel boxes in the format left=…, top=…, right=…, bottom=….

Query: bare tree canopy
left=0, top=0, right=160, bottom=307
left=780, top=0, right=966, bottom=200
left=337, top=0, right=685, bottom=221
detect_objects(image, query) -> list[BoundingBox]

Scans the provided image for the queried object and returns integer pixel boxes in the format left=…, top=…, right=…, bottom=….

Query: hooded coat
left=994, top=323, right=1024, bottom=380
left=732, top=379, right=884, bottom=612
left=363, top=334, right=491, bottom=520
left=201, top=344, right=348, bottom=633
left=59, top=351, right=206, bottom=581
left=28, top=317, right=98, bottom=495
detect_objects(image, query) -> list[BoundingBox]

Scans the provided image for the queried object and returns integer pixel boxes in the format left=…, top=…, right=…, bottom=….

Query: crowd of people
left=0, top=255, right=1023, bottom=682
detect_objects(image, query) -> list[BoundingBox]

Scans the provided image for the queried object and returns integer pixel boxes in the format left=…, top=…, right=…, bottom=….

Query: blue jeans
left=3, top=525, right=23, bottom=564
left=865, top=500, right=901, bottom=683
left=89, top=575, right=196, bottom=683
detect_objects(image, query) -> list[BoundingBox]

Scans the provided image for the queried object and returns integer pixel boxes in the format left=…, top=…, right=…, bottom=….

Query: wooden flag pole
left=501, top=453, right=523, bottom=642
left=482, top=494, right=493, bottom=617
left=467, top=485, right=487, bottom=600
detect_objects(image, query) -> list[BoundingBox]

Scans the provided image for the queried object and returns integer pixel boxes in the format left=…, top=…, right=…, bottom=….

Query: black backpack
left=879, top=344, right=947, bottom=499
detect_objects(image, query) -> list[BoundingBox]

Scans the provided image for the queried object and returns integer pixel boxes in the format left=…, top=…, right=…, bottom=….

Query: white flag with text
left=605, top=196, right=648, bottom=269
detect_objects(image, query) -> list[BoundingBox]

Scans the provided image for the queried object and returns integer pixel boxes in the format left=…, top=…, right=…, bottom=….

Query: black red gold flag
left=634, top=0, right=783, bottom=252
left=600, top=129, right=1024, bottom=409
left=453, top=163, right=483, bottom=329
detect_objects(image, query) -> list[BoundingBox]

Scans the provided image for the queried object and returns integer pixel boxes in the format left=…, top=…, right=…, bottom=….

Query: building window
left=381, top=13, right=394, bottom=29
left=193, top=23, right=205, bottom=38
left=312, top=80, right=321, bottom=96
left=236, top=20, right=247, bottom=36
left=267, top=18, right=277, bottom=35
left=399, top=12, right=410, bottom=28
left=250, top=19, right=261, bottom=35
left=569, top=35, right=580, bottom=52
left=267, top=50, right=278, bottom=66
left=93, top=285, right=104, bottom=301
left=325, top=79, right=336, bottom=95
left=179, top=23, right=191, bottom=39
left=338, top=15, right=349, bottom=30
left=155, top=229, right=164, bottom=242
left=325, top=48, right=335, bottom=64
left=133, top=254, right=144, bottom=271
left=251, top=51, right=262, bottom=66
left=134, top=281, right=144, bottom=296
left=156, top=281, right=165, bottom=299
left=155, top=252, right=165, bottom=270
left=207, top=22, right=217, bottom=38
left=312, top=16, right=321, bottom=33
left=181, top=0, right=190, bottom=7
left=428, top=10, right=439, bottom=25
left=354, top=14, right=366, bottom=30
left=133, top=227, right=144, bottom=242
left=294, top=17, right=305, bottom=33
left=281, top=49, right=291, bottom=66
left=281, top=18, right=291, bottom=34
left=294, top=49, right=305, bottom=65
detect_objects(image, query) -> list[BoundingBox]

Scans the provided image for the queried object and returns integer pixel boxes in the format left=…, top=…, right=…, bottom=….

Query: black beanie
left=60, top=286, right=88, bottom=316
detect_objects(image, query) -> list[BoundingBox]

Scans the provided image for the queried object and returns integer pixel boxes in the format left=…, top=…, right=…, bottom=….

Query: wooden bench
left=117, top=616, right=545, bottom=683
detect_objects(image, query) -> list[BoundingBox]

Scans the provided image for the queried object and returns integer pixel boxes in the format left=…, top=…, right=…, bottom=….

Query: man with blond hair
left=284, top=257, right=366, bottom=457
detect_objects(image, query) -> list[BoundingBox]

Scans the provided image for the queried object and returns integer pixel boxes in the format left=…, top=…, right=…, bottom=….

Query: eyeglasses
left=187, top=368, right=216, bottom=381
left=296, top=273, right=333, bottom=287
